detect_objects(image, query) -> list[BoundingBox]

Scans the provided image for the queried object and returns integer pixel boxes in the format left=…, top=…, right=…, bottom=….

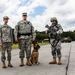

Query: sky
left=0, top=0, right=75, bottom=31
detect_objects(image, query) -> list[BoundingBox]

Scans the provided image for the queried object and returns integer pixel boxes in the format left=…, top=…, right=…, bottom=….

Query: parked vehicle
left=61, top=36, right=71, bottom=43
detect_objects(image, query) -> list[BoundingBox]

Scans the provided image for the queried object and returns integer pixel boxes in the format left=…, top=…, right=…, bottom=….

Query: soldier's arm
left=14, top=24, right=18, bottom=39
left=11, top=28, right=13, bottom=44
left=57, top=24, right=63, bottom=34
left=30, top=22, right=36, bottom=40
left=0, top=26, right=2, bottom=46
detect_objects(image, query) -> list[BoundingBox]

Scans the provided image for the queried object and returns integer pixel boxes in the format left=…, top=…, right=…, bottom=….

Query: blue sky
left=18, top=0, right=32, bottom=6
left=0, top=0, right=75, bottom=31
left=30, top=6, right=46, bottom=17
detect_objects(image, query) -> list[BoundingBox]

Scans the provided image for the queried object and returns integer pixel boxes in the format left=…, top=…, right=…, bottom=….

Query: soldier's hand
left=53, top=32, right=57, bottom=36
left=0, top=43, right=2, bottom=46
left=15, top=38, right=18, bottom=42
left=45, top=24, right=49, bottom=28
left=32, top=38, right=35, bottom=41
left=11, top=43, right=13, bottom=46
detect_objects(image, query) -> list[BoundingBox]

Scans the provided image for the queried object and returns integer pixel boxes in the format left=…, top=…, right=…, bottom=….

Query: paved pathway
left=0, top=42, right=74, bottom=75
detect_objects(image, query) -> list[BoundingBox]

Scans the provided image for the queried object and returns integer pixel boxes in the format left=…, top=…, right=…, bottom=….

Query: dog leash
left=65, top=42, right=72, bottom=75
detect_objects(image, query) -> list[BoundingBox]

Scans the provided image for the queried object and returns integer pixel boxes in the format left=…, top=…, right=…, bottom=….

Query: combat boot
left=49, top=58, right=57, bottom=64
left=26, top=58, right=32, bottom=66
left=19, top=59, right=24, bottom=67
left=2, top=61, right=7, bottom=68
left=58, top=58, right=62, bottom=65
left=8, top=61, right=13, bottom=67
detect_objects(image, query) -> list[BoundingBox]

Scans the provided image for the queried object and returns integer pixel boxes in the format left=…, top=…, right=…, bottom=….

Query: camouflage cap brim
left=3, top=16, right=9, bottom=20
left=22, top=12, right=27, bottom=16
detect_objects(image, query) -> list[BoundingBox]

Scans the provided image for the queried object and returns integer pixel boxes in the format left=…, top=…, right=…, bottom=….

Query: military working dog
left=30, top=41, right=40, bottom=65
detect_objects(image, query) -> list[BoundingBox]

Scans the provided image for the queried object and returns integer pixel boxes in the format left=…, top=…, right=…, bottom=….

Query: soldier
left=46, top=17, right=63, bottom=65
left=0, top=16, right=13, bottom=68
left=14, top=12, right=36, bottom=66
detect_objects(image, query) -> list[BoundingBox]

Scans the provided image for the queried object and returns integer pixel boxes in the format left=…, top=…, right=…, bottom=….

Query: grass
left=12, top=44, right=18, bottom=49
left=12, top=42, right=49, bottom=49
left=38, top=42, right=49, bottom=46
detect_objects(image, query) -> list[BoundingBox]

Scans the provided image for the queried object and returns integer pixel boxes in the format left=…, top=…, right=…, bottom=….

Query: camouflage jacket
left=48, top=24, right=63, bottom=38
left=0, top=24, right=13, bottom=43
left=14, top=20, right=36, bottom=39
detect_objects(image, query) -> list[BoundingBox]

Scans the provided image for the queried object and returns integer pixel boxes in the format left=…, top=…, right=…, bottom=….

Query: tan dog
left=30, top=51, right=39, bottom=65
left=30, top=42, right=40, bottom=65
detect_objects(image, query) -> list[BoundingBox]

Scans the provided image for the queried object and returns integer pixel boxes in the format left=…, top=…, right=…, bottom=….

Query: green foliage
left=36, top=30, right=75, bottom=42
left=61, top=31, right=75, bottom=41
left=35, top=31, right=48, bottom=42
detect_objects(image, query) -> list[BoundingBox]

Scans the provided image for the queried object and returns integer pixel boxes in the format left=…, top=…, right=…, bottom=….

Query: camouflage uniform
left=47, top=17, right=63, bottom=65
left=0, top=24, right=13, bottom=62
left=14, top=20, right=36, bottom=59
left=49, top=17, right=63, bottom=58
left=50, top=24, right=63, bottom=58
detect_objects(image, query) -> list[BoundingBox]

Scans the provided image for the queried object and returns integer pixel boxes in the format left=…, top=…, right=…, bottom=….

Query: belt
left=18, top=33, right=32, bottom=36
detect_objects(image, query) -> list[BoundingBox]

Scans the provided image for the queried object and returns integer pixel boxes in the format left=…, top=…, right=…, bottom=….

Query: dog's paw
left=33, top=63, right=36, bottom=65
left=36, top=63, right=39, bottom=65
left=36, top=62, right=40, bottom=65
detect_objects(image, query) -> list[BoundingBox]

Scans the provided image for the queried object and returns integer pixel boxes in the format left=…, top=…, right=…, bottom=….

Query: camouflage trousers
left=18, top=39, right=31, bottom=59
left=1, top=43, right=12, bottom=62
left=50, top=39, right=62, bottom=58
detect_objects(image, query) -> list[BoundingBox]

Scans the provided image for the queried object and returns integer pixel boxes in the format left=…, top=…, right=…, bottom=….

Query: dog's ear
left=32, top=40, right=37, bottom=46
left=37, top=44, right=40, bottom=49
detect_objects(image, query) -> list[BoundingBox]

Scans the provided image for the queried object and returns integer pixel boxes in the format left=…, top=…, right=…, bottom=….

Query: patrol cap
left=22, top=12, right=27, bottom=16
left=50, top=17, right=58, bottom=23
left=3, top=16, right=9, bottom=20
